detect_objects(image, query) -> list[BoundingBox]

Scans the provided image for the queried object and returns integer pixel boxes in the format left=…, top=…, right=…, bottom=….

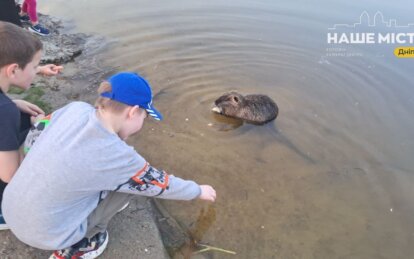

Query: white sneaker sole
left=49, top=231, right=109, bottom=259
left=28, top=26, right=50, bottom=36
left=80, top=231, right=109, bottom=259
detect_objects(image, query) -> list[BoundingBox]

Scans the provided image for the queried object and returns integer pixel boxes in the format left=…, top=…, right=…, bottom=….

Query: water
left=42, top=0, right=414, bottom=258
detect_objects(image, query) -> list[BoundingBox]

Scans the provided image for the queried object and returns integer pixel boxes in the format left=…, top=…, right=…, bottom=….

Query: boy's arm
left=13, top=100, right=44, bottom=117
left=0, top=150, right=20, bottom=183
left=37, top=64, right=63, bottom=76
left=115, top=163, right=216, bottom=201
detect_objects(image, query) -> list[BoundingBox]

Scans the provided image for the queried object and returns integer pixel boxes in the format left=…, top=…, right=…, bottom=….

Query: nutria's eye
left=233, top=96, right=239, bottom=103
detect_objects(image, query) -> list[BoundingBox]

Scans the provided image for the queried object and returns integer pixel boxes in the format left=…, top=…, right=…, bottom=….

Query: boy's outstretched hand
left=199, top=185, right=217, bottom=202
left=37, top=64, right=64, bottom=76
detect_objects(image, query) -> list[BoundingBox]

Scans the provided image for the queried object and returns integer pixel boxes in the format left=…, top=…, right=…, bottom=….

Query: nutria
left=212, top=91, right=278, bottom=124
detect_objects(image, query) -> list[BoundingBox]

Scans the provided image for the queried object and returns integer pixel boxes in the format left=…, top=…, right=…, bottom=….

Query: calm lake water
left=42, top=0, right=414, bottom=258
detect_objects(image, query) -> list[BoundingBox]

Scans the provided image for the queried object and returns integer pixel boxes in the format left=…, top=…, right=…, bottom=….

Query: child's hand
left=37, top=64, right=64, bottom=76
left=198, top=185, right=217, bottom=202
left=30, top=114, right=46, bottom=125
left=13, top=100, right=45, bottom=116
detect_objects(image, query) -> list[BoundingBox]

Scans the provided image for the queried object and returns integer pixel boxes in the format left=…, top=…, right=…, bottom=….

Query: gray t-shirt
left=2, top=102, right=201, bottom=250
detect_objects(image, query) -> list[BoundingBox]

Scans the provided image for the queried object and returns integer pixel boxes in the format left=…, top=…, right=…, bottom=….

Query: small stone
left=261, top=225, right=265, bottom=229
left=390, top=208, right=393, bottom=212
left=208, top=123, right=213, bottom=126
left=185, top=118, right=189, bottom=121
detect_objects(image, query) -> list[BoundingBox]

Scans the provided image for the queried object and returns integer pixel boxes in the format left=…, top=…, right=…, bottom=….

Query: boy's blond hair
left=95, top=81, right=130, bottom=113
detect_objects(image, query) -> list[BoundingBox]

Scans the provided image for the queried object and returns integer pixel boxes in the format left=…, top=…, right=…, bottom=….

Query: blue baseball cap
left=101, top=72, right=163, bottom=121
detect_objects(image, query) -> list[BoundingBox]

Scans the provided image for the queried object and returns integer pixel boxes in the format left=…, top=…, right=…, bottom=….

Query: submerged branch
left=194, top=244, right=237, bottom=255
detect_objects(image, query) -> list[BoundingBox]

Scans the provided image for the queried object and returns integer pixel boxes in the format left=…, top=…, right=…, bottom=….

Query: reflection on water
left=210, top=113, right=243, bottom=131
left=43, top=0, right=414, bottom=258
left=190, top=204, right=217, bottom=242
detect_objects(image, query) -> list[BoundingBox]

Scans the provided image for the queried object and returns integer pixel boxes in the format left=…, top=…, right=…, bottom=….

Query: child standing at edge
left=0, top=21, right=63, bottom=230
left=2, top=72, right=217, bottom=259
left=19, top=0, right=50, bottom=36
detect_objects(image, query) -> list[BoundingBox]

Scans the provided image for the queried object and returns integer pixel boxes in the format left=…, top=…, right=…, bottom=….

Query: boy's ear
left=5, top=63, right=20, bottom=78
left=127, top=105, right=140, bottom=118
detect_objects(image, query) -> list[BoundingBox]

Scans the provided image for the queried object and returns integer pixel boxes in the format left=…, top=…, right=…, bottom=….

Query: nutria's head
left=212, top=91, right=245, bottom=117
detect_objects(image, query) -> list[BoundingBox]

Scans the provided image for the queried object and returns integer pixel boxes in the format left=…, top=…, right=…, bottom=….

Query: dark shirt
left=0, top=0, right=22, bottom=27
left=0, top=89, right=31, bottom=203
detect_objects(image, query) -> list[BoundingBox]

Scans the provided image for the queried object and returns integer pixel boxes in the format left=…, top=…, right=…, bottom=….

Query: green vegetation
left=8, top=86, right=25, bottom=95
left=9, top=86, right=52, bottom=114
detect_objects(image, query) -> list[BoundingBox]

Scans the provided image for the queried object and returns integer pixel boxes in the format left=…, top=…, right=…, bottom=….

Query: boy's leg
left=49, top=192, right=133, bottom=259
left=0, top=112, right=31, bottom=230
left=21, top=0, right=27, bottom=15
left=24, top=0, right=38, bottom=23
left=85, top=191, right=133, bottom=238
left=24, top=0, right=49, bottom=36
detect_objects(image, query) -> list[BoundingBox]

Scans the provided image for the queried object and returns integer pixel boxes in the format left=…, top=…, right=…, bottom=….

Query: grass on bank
left=9, top=86, right=52, bottom=114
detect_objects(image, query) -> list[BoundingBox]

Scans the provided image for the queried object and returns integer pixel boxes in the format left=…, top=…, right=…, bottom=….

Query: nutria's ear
left=233, top=96, right=239, bottom=103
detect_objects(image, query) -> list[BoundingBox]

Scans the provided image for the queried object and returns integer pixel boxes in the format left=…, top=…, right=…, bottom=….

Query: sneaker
left=19, top=14, right=30, bottom=24
left=28, top=24, right=50, bottom=36
left=0, top=208, right=9, bottom=231
left=49, top=231, right=109, bottom=259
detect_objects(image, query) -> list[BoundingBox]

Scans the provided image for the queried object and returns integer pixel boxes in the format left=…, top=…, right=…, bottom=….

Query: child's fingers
left=199, top=185, right=217, bottom=202
left=31, top=114, right=45, bottom=124
left=29, top=103, right=45, bottom=115
left=210, top=190, right=217, bottom=201
left=23, top=106, right=39, bottom=116
left=30, top=116, right=36, bottom=125
left=52, top=65, right=64, bottom=72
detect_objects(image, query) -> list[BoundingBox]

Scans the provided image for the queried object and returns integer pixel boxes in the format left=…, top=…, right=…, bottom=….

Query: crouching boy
left=2, top=72, right=216, bottom=259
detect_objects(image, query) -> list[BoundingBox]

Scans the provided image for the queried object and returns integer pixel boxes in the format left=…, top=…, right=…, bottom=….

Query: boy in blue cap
left=2, top=72, right=216, bottom=259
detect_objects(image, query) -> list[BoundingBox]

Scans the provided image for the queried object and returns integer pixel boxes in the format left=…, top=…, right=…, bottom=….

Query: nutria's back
left=212, top=92, right=278, bottom=124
